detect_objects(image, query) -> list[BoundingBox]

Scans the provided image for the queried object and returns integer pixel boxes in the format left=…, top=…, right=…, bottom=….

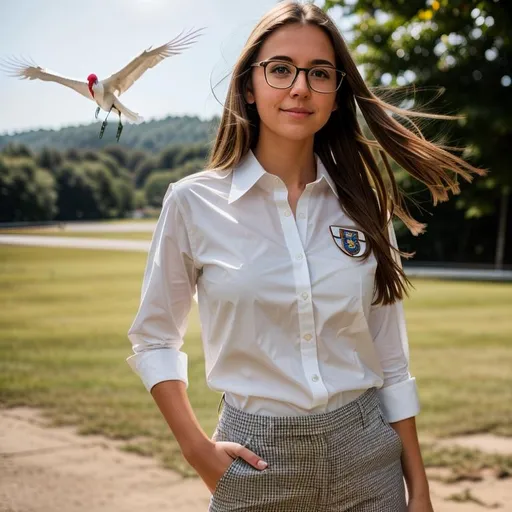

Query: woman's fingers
left=189, top=440, right=268, bottom=495
left=235, top=444, right=268, bottom=470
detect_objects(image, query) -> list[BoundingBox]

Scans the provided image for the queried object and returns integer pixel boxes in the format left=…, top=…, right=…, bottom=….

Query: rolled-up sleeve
left=126, top=183, right=198, bottom=394
left=369, top=219, right=421, bottom=422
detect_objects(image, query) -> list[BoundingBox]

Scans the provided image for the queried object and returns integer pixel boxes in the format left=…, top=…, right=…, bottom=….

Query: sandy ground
left=0, top=407, right=211, bottom=512
left=1, top=406, right=511, bottom=512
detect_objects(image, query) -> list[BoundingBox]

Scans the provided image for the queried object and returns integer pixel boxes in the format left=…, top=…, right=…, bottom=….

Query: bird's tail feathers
left=114, top=98, right=144, bottom=123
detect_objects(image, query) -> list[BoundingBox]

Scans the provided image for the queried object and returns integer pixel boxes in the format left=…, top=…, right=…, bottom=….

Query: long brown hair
left=206, top=1, right=487, bottom=305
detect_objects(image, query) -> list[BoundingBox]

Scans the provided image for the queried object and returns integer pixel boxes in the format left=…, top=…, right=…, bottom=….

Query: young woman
left=126, top=2, right=485, bottom=510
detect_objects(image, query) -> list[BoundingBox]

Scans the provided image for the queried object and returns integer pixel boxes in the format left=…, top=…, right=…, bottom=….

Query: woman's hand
left=408, top=495, right=434, bottom=512
left=184, top=440, right=268, bottom=494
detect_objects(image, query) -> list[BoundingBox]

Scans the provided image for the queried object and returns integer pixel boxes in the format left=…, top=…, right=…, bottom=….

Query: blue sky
left=0, top=0, right=352, bottom=135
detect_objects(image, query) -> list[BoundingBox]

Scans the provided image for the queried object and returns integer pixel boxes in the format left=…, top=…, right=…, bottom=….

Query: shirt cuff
left=126, top=347, right=188, bottom=393
left=377, top=376, right=420, bottom=422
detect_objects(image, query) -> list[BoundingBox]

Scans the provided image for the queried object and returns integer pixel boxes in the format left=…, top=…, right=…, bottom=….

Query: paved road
left=0, top=221, right=157, bottom=232
left=0, top=235, right=150, bottom=252
left=1, top=233, right=511, bottom=281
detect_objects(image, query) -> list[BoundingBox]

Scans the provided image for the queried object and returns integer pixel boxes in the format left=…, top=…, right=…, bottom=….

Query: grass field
left=0, top=244, right=511, bottom=476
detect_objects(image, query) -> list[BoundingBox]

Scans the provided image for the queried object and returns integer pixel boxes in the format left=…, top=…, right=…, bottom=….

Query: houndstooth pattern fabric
left=207, top=387, right=406, bottom=511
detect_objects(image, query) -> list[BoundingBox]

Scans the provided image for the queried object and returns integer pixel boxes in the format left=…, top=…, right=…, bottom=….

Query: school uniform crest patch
left=329, top=226, right=367, bottom=257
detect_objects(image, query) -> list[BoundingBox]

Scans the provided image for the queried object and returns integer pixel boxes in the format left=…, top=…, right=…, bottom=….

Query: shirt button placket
left=274, top=185, right=328, bottom=409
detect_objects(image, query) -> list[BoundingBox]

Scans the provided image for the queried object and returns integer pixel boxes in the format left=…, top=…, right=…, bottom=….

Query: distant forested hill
left=0, top=114, right=220, bottom=152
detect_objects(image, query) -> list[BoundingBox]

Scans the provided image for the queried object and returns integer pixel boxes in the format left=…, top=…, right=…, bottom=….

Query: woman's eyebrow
left=266, top=55, right=335, bottom=67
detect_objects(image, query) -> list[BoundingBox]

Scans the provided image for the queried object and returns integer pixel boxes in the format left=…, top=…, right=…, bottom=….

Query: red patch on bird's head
left=87, top=74, right=97, bottom=98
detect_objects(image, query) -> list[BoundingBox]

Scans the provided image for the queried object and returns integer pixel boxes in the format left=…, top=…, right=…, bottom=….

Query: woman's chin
left=277, top=129, right=316, bottom=142
left=259, top=118, right=317, bottom=141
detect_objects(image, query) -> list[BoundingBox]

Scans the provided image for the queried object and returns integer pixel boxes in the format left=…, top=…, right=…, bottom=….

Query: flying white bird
left=0, top=27, right=205, bottom=142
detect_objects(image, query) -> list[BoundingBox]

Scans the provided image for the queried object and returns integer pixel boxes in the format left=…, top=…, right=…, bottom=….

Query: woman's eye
left=269, top=64, right=291, bottom=75
left=311, top=68, right=331, bottom=79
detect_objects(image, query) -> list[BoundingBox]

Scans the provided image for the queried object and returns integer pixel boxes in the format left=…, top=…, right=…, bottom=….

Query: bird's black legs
left=116, top=111, right=123, bottom=142
left=98, top=105, right=124, bottom=141
left=99, top=106, right=113, bottom=139
left=94, top=106, right=100, bottom=119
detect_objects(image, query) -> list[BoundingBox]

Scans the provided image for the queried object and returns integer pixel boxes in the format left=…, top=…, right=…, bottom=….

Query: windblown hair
left=206, top=0, right=487, bottom=305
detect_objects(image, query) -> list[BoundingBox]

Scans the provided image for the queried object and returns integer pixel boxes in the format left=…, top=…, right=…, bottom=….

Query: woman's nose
left=290, top=69, right=311, bottom=96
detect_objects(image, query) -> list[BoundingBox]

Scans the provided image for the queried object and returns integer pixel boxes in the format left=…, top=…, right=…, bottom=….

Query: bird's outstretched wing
left=102, top=27, right=205, bottom=96
left=0, top=55, right=93, bottom=100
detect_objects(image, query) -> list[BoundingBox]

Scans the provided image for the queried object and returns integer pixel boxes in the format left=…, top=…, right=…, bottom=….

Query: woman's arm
left=150, top=379, right=212, bottom=459
left=125, top=183, right=268, bottom=492
left=126, top=181, right=205, bottom=456
left=367, top=219, right=430, bottom=505
left=391, top=416, right=431, bottom=500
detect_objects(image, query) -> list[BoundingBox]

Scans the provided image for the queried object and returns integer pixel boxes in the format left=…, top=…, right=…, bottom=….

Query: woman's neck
left=253, top=131, right=317, bottom=191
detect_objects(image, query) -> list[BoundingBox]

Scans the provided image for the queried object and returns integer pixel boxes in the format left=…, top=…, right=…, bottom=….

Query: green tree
left=54, top=163, right=101, bottom=220
left=324, top=0, right=511, bottom=265
left=82, top=163, right=123, bottom=219
left=102, top=144, right=131, bottom=168
left=134, top=189, right=147, bottom=210
left=37, top=147, right=63, bottom=174
left=144, top=170, right=174, bottom=208
left=134, top=156, right=160, bottom=189
left=0, top=142, right=33, bottom=158
left=0, top=156, right=57, bottom=222
left=172, top=142, right=209, bottom=167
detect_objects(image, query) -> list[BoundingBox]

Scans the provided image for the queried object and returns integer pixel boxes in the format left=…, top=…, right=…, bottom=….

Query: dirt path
left=0, top=407, right=211, bottom=512
left=1, top=407, right=511, bottom=511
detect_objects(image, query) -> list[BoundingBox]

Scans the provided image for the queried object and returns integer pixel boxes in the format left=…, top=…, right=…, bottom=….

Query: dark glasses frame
left=250, top=59, right=346, bottom=94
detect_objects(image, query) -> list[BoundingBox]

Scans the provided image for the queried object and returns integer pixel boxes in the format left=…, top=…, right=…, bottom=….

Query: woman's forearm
left=391, top=415, right=431, bottom=499
left=150, top=379, right=211, bottom=458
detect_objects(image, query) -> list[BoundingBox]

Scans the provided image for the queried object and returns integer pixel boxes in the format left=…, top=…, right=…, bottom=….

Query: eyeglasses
left=250, top=60, right=346, bottom=94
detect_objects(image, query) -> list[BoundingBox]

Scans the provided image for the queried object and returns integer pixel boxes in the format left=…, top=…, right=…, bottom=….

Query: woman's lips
left=280, top=109, right=313, bottom=119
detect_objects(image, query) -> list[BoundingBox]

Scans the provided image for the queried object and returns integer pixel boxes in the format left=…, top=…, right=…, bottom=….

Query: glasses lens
left=308, top=67, right=342, bottom=93
left=265, top=61, right=296, bottom=89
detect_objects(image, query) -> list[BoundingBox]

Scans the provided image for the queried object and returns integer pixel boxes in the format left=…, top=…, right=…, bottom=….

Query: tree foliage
left=324, top=0, right=511, bottom=264
left=0, top=139, right=208, bottom=222
left=0, top=156, right=57, bottom=222
left=0, top=115, right=219, bottom=153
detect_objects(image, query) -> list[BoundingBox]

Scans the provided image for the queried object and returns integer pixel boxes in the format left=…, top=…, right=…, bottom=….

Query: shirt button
left=303, top=333, right=312, bottom=341
left=284, top=209, right=291, bottom=217
left=299, top=213, right=306, bottom=219
left=296, top=253, right=303, bottom=260
left=311, top=374, right=319, bottom=382
left=301, top=292, right=309, bottom=300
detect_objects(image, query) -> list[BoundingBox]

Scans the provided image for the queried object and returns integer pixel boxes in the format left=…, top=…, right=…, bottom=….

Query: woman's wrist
left=182, top=437, right=215, bottom=464
left=407, top=477, right=431, bottom=500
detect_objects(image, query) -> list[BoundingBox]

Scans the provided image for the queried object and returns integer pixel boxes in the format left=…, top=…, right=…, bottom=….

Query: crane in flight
left=0, top=27, right=205, bottom=142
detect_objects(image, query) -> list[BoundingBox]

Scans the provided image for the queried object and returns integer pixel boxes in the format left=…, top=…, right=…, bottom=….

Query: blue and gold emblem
left=329, top=226, right=367, bottom=257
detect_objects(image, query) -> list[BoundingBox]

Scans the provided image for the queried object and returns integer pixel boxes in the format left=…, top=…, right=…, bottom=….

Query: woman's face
left=246, top=23, right=338, bottom=142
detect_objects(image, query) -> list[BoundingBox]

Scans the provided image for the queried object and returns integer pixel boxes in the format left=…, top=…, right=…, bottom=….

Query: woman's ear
left=245, top=79, right=255, bottom=104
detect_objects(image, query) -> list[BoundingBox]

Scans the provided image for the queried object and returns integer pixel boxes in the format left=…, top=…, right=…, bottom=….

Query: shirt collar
left=228, top=149, right=339, bottom=204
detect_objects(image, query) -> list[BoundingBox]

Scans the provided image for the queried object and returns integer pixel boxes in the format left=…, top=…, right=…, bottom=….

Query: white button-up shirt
left=126, top=149, right=421, bottom=422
